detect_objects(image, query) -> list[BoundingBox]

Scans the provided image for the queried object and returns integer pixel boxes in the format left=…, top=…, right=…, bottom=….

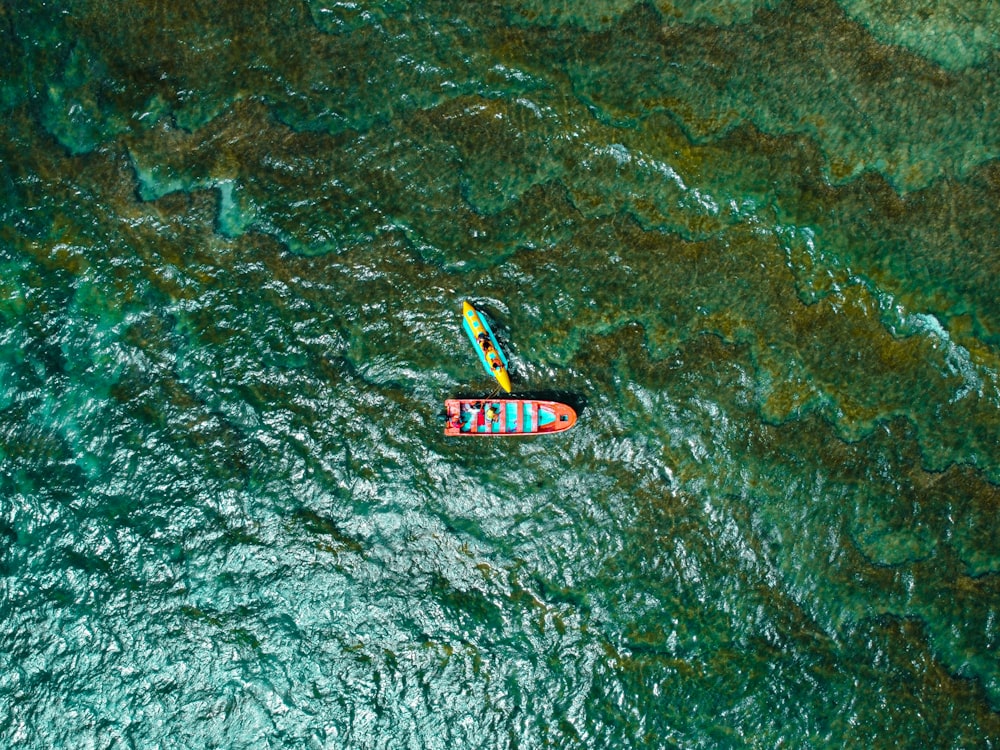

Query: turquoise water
left=2, top=0, right=999, bottom=747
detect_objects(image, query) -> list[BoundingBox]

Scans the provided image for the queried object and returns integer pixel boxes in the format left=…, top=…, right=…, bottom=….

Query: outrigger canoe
left=462, top=301, right=511, bottom=393
left=444, top=398, right=576, bottom=437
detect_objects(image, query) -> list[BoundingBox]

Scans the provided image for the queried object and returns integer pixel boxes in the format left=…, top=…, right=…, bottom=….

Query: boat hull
left=462, top=301, right=512, bottom=393
left=444, top=398, right=577, bottom=437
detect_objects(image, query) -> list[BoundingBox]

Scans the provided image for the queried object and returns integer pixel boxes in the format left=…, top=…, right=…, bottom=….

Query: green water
left=1, top=0, right=999, bottom=747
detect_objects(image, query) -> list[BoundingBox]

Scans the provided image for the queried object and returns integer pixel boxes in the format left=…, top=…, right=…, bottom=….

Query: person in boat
left=470, top=401, right=482, bottom=411
left=485, top=405, right=499, bottom=422
left=478, top=332, right=493, bottom=351
left=448, top=409, right=462, bottom=429
left=491, top=360, right=503, bottom=372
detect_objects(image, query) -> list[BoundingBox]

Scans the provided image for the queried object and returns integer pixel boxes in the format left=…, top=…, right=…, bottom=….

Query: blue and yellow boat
left=462, top=301, right=511, bottom=393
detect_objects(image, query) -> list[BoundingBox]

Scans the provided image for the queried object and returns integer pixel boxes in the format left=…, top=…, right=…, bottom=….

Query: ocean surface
left=2, top=1, right=999, bottom=747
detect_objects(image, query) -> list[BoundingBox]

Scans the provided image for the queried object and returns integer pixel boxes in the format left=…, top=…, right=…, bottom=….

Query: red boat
left=444, top=398, right=577, bottom=437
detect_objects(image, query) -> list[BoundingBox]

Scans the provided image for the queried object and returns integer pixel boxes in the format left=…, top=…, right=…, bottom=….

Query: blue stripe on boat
left=477, top=314, right=509, bottom=368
